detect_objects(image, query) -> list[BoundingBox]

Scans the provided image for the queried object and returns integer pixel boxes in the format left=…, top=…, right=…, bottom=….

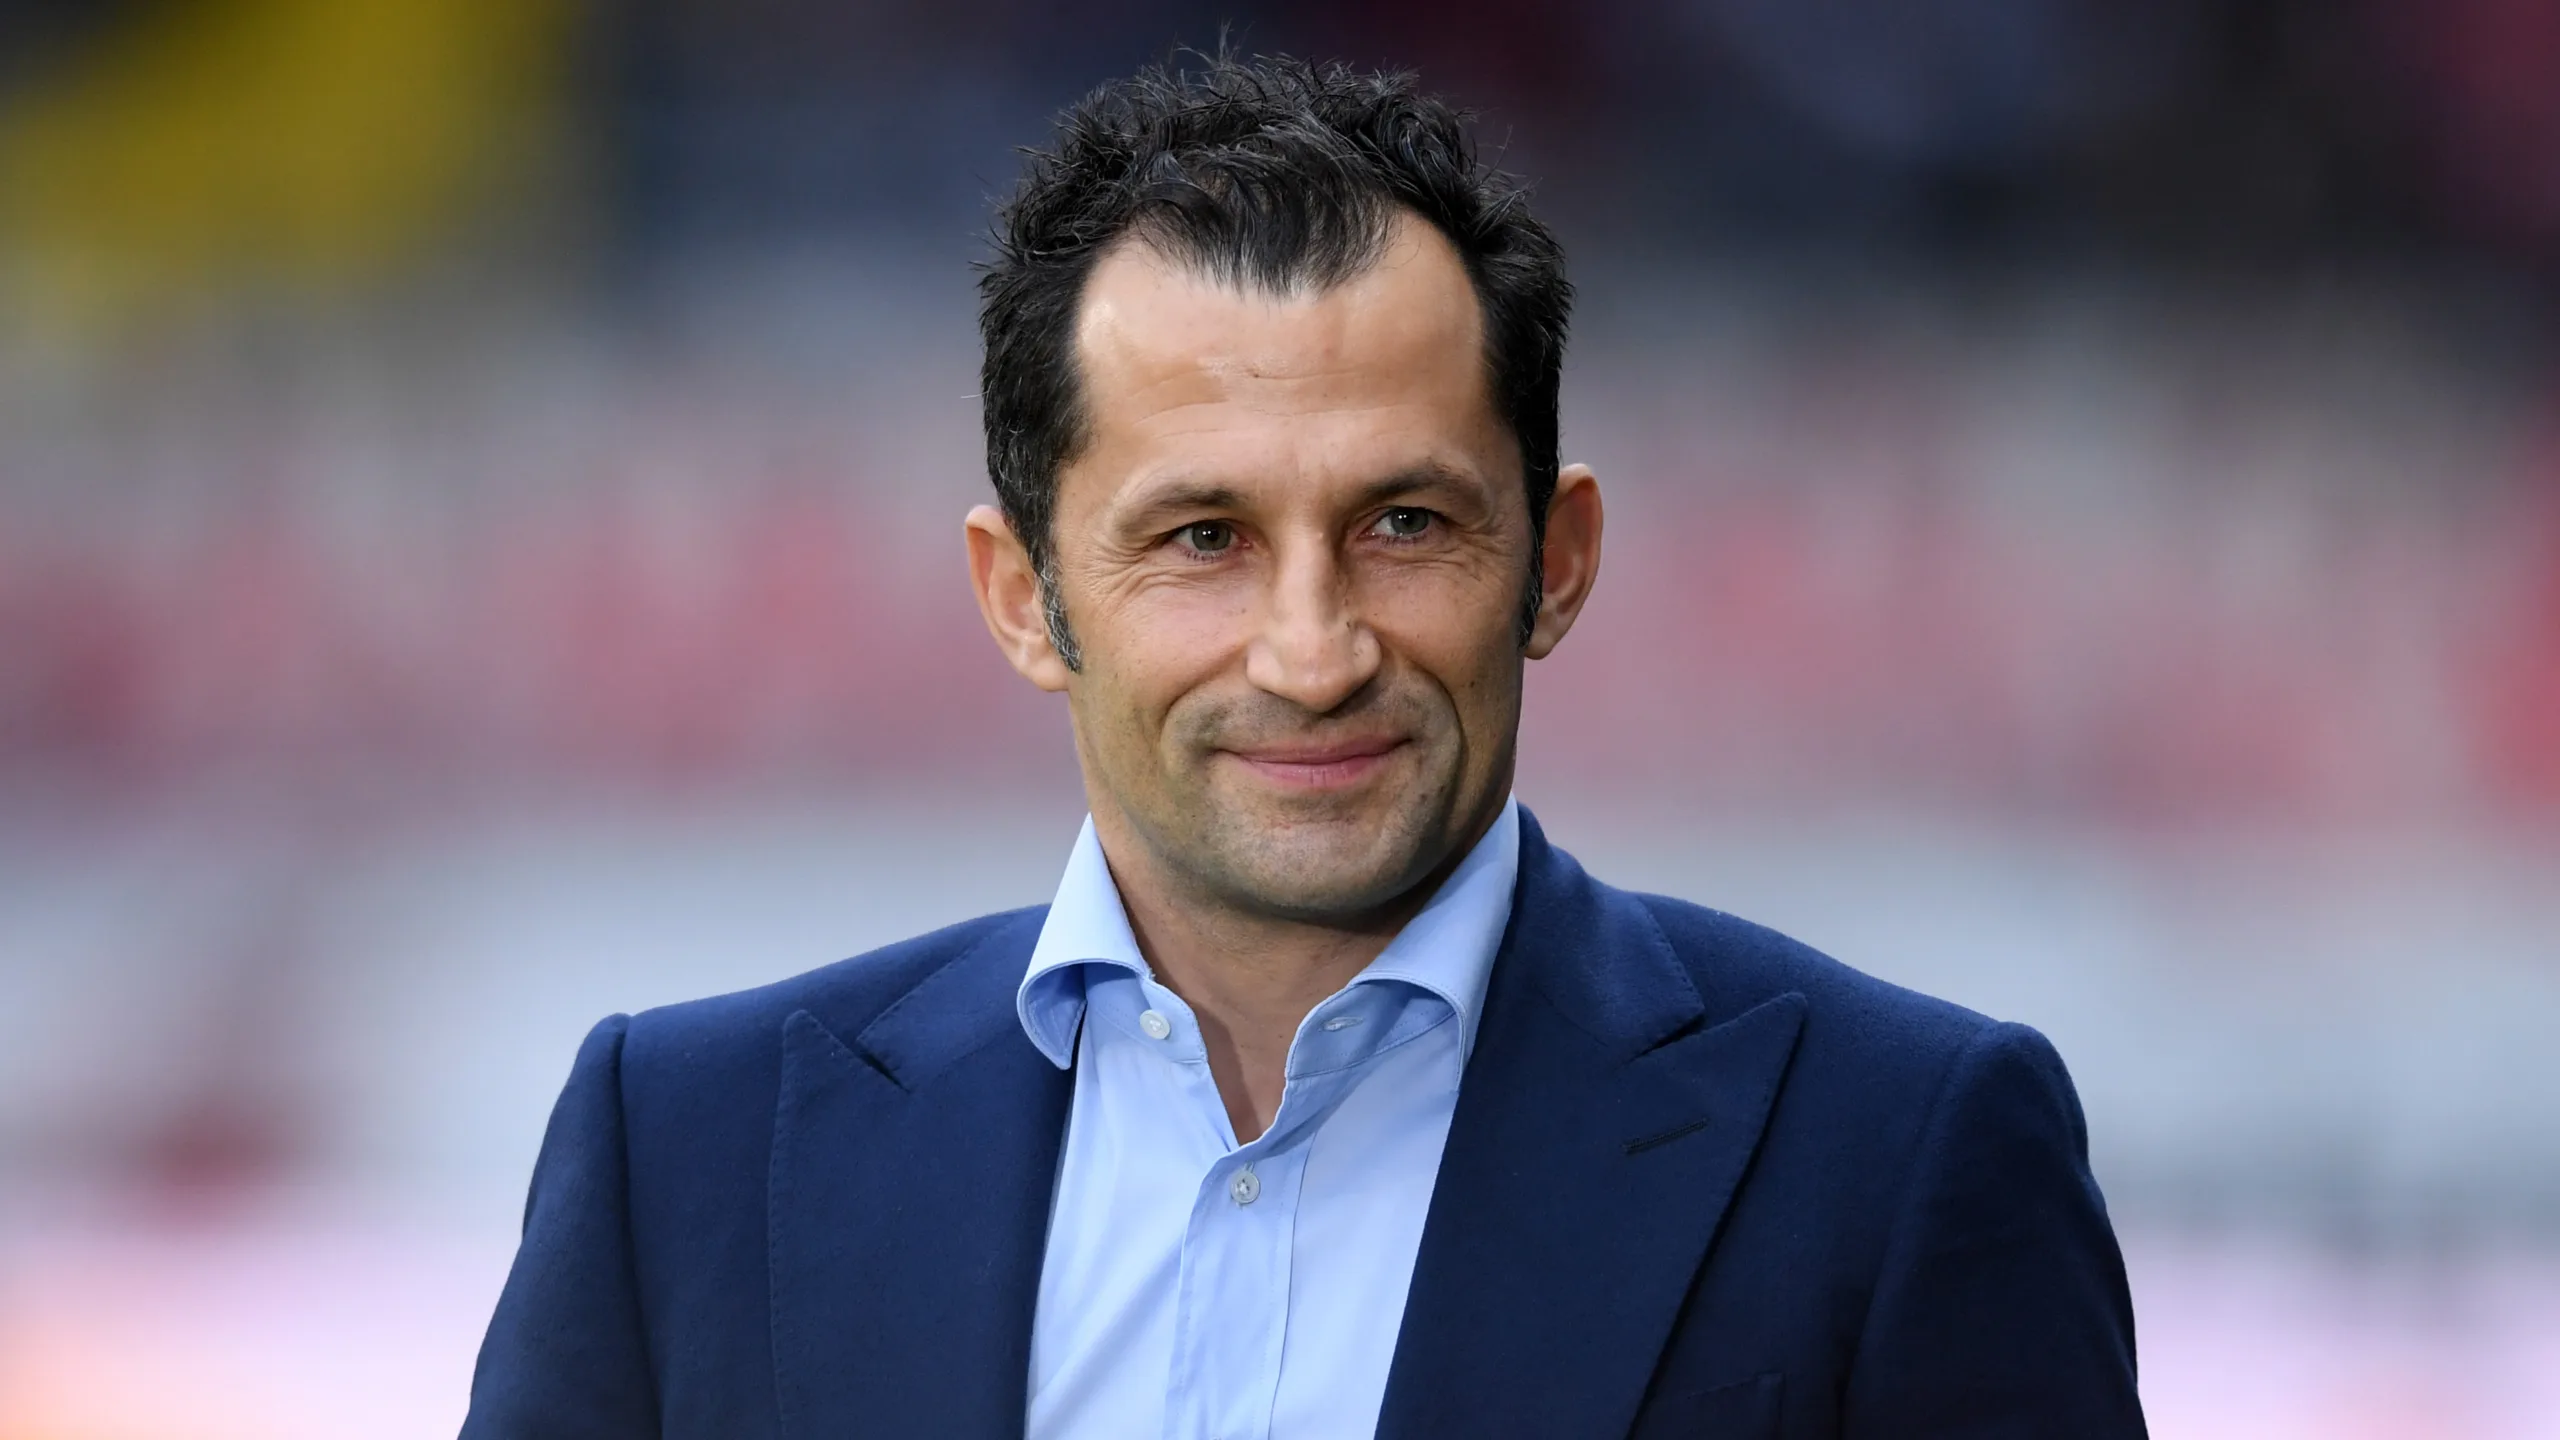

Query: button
left=1229, top=1168, right=1261, bottom=1205
left=1321, top=1014, right=1362, bottom=1032
left=1138, top=1010, right=1171, bottom=1040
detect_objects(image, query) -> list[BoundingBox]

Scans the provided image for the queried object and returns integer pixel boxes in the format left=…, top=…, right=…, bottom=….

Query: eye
left=1174, top=520, right=1236, bottom=554
left=1373, top=507, right=1435, bottom=540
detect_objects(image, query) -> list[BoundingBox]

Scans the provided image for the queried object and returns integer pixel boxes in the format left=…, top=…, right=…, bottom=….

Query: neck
left=1094, top=802, right=1502, bottom=1144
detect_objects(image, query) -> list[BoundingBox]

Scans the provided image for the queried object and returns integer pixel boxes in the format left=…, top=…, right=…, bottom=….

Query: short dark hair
left=978, top=51, right=1573, bottom=667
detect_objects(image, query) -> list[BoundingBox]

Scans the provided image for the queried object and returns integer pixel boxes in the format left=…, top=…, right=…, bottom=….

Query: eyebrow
left=1112, top=462, right=1488, bottom=533
left=1344, top=462, right=1486, bottom=512
left=1116, top=480, right=1249, bottom=530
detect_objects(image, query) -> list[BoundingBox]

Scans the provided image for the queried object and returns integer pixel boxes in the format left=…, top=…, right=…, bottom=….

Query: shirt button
left=1321, top=1014, right=1362, bottom=1032
left=1229, top=1168, right=1261, bottom=1205
left=1138, top=1010, right=1172, bottom=1040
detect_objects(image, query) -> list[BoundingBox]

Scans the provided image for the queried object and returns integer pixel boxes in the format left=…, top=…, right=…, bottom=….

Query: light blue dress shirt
left=1015, top=799, right=1521, bottom=1440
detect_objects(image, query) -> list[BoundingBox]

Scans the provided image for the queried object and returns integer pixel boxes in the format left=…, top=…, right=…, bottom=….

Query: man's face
left=972, top=213, right=1588, bottom=924
left=1053, top=215, right=1530, bottom=921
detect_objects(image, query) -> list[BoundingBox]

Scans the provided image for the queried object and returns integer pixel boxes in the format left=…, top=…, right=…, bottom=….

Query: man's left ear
left=1523, top=463, right=1602, bottom=660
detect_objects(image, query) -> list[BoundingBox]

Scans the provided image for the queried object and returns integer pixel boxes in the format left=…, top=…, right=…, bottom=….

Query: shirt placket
left=1164, top=1135, right=1307, bottom=1440
left=1148, top=982, right=1409, bottom=1440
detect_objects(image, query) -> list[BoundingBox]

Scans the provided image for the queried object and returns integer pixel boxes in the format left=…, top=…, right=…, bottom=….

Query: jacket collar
left=1375, top=811, right=1805, bottom=1438
left=764, top=807, right=1803, bottom=1440
left=766, top=909, right=1069, bottom=1440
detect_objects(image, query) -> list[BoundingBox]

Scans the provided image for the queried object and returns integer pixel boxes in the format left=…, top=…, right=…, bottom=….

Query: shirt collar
left=1014, top=815, right=1149, bottom=1066
left=1014, top=798, right=1523, bottom=1070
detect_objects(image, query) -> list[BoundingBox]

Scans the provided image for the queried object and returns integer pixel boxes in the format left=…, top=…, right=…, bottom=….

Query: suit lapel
left=1378, top=819, right=1807, bottom=1440
left=768, top=916, right=1069, bottom=1440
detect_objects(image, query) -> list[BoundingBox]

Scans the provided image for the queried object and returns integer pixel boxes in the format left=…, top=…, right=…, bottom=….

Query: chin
left=1200, top=800, right=1453, bottom=920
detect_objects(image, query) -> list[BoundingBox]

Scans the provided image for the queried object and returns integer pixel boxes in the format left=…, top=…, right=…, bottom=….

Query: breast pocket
left=1631, top=1370, right=1783, bottom=1438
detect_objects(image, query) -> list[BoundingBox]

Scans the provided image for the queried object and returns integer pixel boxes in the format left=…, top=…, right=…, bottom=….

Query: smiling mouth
left=1221, top=739, right=1408, bottom=791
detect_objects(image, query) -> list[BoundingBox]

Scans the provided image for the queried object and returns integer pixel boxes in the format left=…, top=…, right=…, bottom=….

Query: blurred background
left=2, top=0, right=2557, bottom=1434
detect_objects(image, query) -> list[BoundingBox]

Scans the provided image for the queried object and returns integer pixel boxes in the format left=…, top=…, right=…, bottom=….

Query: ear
left=1523, top=463, right=1603, bottom=660
left=965, top=504, right=1075, bottom=692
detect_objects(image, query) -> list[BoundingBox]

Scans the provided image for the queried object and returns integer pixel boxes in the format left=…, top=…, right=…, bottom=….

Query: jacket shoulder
left=1623, top=888, right=2103, bottom=1245
left=616, top=905, right=1047, bottom=1079
left=1627, top=887, right=2001, bottom=1070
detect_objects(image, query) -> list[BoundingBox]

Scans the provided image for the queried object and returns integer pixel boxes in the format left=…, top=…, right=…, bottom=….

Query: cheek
left=1360, top=557, right=1523, bottom=668
left=1078, top=571, right=1257, bottom=723
left=1360, top=568, right=1524, bottom=737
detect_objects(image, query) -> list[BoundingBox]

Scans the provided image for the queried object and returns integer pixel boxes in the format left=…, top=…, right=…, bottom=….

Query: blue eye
left=1376, top=508, right=1433, bottom=539
left=1178, top=521, right=1235, bottom=553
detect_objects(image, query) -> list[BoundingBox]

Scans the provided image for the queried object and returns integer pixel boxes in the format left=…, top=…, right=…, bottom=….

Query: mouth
left=1219, top=737, right=1409, bottom=792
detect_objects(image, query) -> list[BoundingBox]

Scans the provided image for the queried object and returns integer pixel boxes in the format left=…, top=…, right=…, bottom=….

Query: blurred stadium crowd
left=2, top=1, right=2557, bottom=1436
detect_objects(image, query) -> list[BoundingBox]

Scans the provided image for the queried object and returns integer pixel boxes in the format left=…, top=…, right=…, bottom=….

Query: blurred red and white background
left=3, top=1, right=2558, bottom=1435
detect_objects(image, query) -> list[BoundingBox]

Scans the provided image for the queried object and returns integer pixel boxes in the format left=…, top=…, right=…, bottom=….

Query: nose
left=1243, top=537, right=1381, bottom=714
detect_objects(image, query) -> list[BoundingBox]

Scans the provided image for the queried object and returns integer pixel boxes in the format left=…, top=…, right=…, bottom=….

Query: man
left=463, top=54, right=2144, bottom=1439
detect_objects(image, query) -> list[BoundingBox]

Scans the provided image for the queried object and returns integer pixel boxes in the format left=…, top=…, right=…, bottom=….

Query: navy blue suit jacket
left=463, top=811, right=2143, bottom=1437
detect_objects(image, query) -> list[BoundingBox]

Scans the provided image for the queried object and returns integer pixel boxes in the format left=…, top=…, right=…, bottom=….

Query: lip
left=1221, top=737, right=1408, bottom=791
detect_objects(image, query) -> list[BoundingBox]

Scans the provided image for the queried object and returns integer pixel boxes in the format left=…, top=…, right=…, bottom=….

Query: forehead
left=1064, top=213, right=1505, bottom=501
